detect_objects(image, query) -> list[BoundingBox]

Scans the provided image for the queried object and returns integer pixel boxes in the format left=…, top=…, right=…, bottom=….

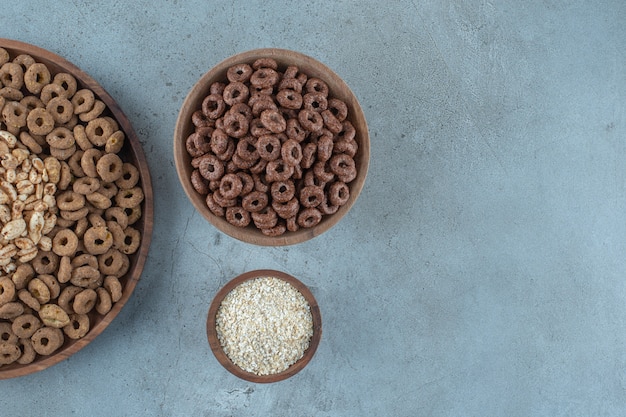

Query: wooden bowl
left=0, top=39, right=153, bottom=379
left=206, top=269, right=322, bottom=383
left=174, top=48, right=370, bottom=246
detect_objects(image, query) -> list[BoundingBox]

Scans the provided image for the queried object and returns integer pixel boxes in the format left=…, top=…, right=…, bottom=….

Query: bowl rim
left=174, top=48, right=370, bottom=246
left=206, top=269, right=322, bottom=383
left=0, top=38, right=154, bottom=380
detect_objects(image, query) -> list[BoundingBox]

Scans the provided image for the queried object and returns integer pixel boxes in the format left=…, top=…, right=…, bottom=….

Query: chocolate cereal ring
left=31, top=326, right=64, bottom=356
left=297, top=207, right=323, bottom=228
left=260, top=109, right=287, bottom=133
left=227, top=63, right=253, bottom=83
left=191, top=169, right=210, bottom=195
left=272, top=197, right=300, bottom=219
left=265, top=159, right=294, bottom=182
left=223, top=111, right=249, bottom=138
left=225, top=206, right=251, bottom=228
left=305, top=77, right=329, bottom=96
left=281, top=138, right=302, bottom=166
left=241, top=190, right=268, bottom=213
left=63, top=313, right=90, bottom=339
left=197, top=154, right=224, bottom=181
left=205, top=193, right=225, bottom=217
left=300, top=185, right=325, bottom=208
left=261, top=222, right=287, bottom=237
left=219, top=173, right=243, bottom=200
left=251, top=206, right=278, bottom=229
left=96, top=153, right=124, bottom=182
left=298, top=109, right=323, bottom=133
left=256, top=134, right=281, bottom=161
left=185, top=132, right=204, bottom=157
left=202, top=93, right=226, bottom=119
left=222, top=81, right=249, bottom=106
left=250, top=68, right=280, bottom=89
left=271, top=179, right=296, bottom=203
left=12, top=314, right=41, bottom=339
left=303, top=92, right=328, bottom=113
left=330, top=153, right=357, bottom=183
left=329, top=181, right=350, bottom=206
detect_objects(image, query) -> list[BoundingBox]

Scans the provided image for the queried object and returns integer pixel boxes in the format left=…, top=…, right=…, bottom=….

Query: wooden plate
left=0, top=39, right=153, bottom=379
left=206, top=269, right=322, bottom=383
left=174, top=48, right=370, bottom=246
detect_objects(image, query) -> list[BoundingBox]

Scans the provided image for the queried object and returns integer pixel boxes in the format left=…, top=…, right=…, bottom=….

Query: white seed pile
left=215, top=276, right=314, bottom=376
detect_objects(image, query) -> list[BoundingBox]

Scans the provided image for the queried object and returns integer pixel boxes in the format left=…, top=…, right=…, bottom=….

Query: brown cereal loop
left=0, top=62, right=24, bottom=90
left=205, top=193, right=224, bottom=217
left=218, top=173, right=243, bottom=200
left=313, top=160, right=335, bottom=183
left=237, top=172, right=255, bottom=196
left=235, top=136, right=259, bottom=162
left=57, top=191, right=85, bottom=211
left=193, top=131, right=212, bottom=154
left=11, top=264, right=34, bottom=290
left=285, top=117, right=307, bottom=143
left=63, top=313, right=90, bottom=339
left=227, top=63, right=253, bottom=83
left=98, top=249, right=126, bottom=276
left=103, top=276, right=123, bottom=303
left=300, top=185, right=325, bottom=208
left=298, top=109, right=324, bottom=133
left=225, top=206, right=251, bottom=228
left=305, top=77, right=329, bottom=96
left=32, top=251, right=59, bottom=275
left=83, top=226, right=113, bottom=255
left=251, top=206, right=278, bottom=229
left=39, top=274, right=61, bottom=299
left=26, top=107, right=54, bottom=136
left=40, top=83, right=67, bottom=105
left=250, top=68, right=280, bottom=88
left=297, top=207, right=323, bottom=228
left=0, top=276, right=16, bottom=305
left=27, top=277, right=51, bottom=304
left=222, top=81, right=249, bottom=106
left=105, top=130, right=125, bottom=154
left=270, top=179, right=296, bottom=203
left=197, top=154, right=224, bottom=182
left=261, top=222, right=287, bottom=237
left=50, top=144, right=77, bottom=161
left=201, top=93, right=226, bottom=119
left=317, top=131, right=334, bottom=161
left=119, top=227, right=140, bottom=255
left=272, top=197, right=300, bottom=219
left=52, top=228, right=79, bottom=257
left=95, top=287, right=112, bottom=315
left=67, top=149, right=86, bottom=177
left=115, top=187, right=144, bottom=209
left=256, top=134, right=281, bottom=161
left=73, top=289, right=97, bottom=315
left=212, top=189, right=237, bottom=208
left=17, top=338, right=36, bottom=364
left=276, top=88, right=303, bottom=110
left=98, top=182, right=118, bottom=199
left=31, top=326, right=64, bottom=356
left=330, top=153, right=357, bottom=182
left=281, top=138, right=302, bottom=166
left=260, top=109, right=286, bottom=133
left=53, top=72, right=78, bottom=98
left=115, top=162, right=140, bottom=189
left=81, top=148, right=102, bottom=178
left=96, top=153, right=124, bottom=182
left=223, top=111, right=249, bottom=138
left=191, top=169, right=210, bottom=195
left=57, top=285, right=82, bottom=314
left=321, top=109, right=342, bottom=133
left=286, top=215, right=299, bottom=232
left=0, top=322, right=18, bottom=345
left=46, top=96, right=74, bottom=124
left=124, top=205, right=142, bottom=225
left=265, top=159, right=294, bottom=182
left=210, top=128, right=229, bottom=155
left=2, top=101, right=28, bottom=129
left=19, top=131, right=43, bottom=154
left=105, top=207, right=129, bottom=229
left=107, top=220, right=125, bottom=249
left=24, top=62, right=51, bottom=94
left=86, top=117, right=114, bottom=147
left=70, top=265, right=102, bottom=289
left=303, top=92, right=328, bottom=113
left=0, top=342, right=20, bottom=365
left=71, top=89, right=95, bottom=114
left=329, top=181, right=350, bottom=206
left=73, top=176, right=100, bottom=195
left=241, top=190, right=269, bottom=213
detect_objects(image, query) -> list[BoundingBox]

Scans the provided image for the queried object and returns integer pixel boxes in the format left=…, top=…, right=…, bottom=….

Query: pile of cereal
left=185, top=58, right=358, bottom=236
left=0, top=47, right=144, bottom=367
left=215, top=276, right=314, bottom=376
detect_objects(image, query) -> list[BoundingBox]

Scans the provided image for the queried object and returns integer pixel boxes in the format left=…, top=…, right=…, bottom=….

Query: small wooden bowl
left=174, top=48, right=370, bottom=246
left=0, top=39, right=153, bottom=380
left=206, top=269, right=322, bottom=383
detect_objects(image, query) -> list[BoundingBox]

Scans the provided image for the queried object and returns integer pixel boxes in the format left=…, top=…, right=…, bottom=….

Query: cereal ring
left=192, top=131, right=212, bottom=154
left=83, top=226, right=113, bottom=255
left=300, top=185, right=325, bottom=208
left=63, top=313, right=90, bottom=339
left=251, top=95, right=278, bottom=117
left=12, top=314, right=41, bottom=339
left=57, top=285, right=82, bottom=314
left=60, top=207, right=89, bottom=222
left=104, top=207, right=129, bottom=229
left=114, top=186, right=144, bottom=209
left=124, top=205, right=142, bottom=225
left=227, top=63, right=253, bottom=83
left=211, top=189, right=237, bottom=208
left=38, top=274, right=61, bottom=299
left=270, top=179, right=296, bottom=203
left=119, top=227, right=140, bottom=255
left=106, top=220, right=125, bottom=249
left=249, top=117, right=271, bottom=137
left=303, top=92, right=328, bottom=113
left=73, top=177, right=100, bottom=195
left=98, top=182, right=118, bottom=200
left=222, top=82, right=249, bottom=106
left=260, top=222, right=287, bottom=237
left=251, top=206, right=278, bottom=229
left=329, top=181, right=350, bottom=206
left=57, top=191, right=85, bottom=211
left=276, top=88, right=303, bottom=110
left=250, top=68, right=280, bottom=88
left=219, top=173, right=243, bottom=200
left=223, top=111, right=249, bottom=138
left=66, top=149, right=85, bottom=177
left=95, top=287, right=112, bottom=315
left=196, top=154, right=224, bottom=182
left=24, top=62, right=51, bottom=94
left=256, top=134, right=282, bottom=161
left=281, top=138, right=302, bottom=166
left=185, top=132, right=204, bottom=157
left=316, top=131, right=334, bottom=161
left=297, top=207, right=323, bottom=228
left=40, top=83, right=68, bottom=105
left=225, top=206, right=251, bottom=228
left=19, top=131, right=43, bottom=154
left=97, top=249, right=127, bottom=276
left=2, top=101, right=28, bottom=129
left=252, top=172, right=270, bottom=193
left=298, top=109, right=324, bottom=133
left=286, top=215, right=299, bottom=232
left=237, top=172, right=255, bottom=196
left=201, top=93, right=226, bottom=119
left=16, top=338, right=36, bottom=364
left=85, top=117, right=114, bottom=147
left=71, top=88, right=95, bottom=115
left=88, top=213, right=106, bottom=228
left=105, top=130, right=126, bottom=154
left=285, top=117, right=307, bottom=143
left=209, top=128, right=229, bottom=155
left=260, top=109, right=287, bottom=133
left=0, top=302, right=24, bottom=319
left=272, top=197, right=300, bottom=219
left=115, top=162, right=140, bottom=189
left=50, top=144, right=77, bottom=161
left=13, top=54, right=36, bottom=71
left=336, top=120, right=356, bottom=142
left=0, top=62, right=24, bottom=90
left=20, top=95, right=44, bottom=111
left=192, top=109, right=213, bottom=128
left=321, top=109, right=343, bottom=133
left=265, top=159, right=294, bottom=182
left=81, top=148, right=102, bottom=178
left=11, top=263, right=34, bottom=290
left=313, top=160, right=335, bottom=183
left=52, top=228, right=79, bottom=257
left=73, top=289, right=97, bottom=315
left=46, top=96, right=74, bottom=124
left=0, top=342, right=20, bottom=365
left=0, top=276, right=16, bottom=305
left=0, top=48, right=7, bottom=66
left=96, top=153, right=124, bottom=182
left=210, top=81, right=226, bottom=95
left=25, top=107, right=54, bottom=136
left=52, top=72, right=77, bottom=98
left=249, top=158, right=268, bottom=175
left=0, top=321, right=18, bottom=345
left=329, top=153, right=357, bottom=182
left=70, top=265, right=102, bottom=289
left=235, top=136, right=259, bottom=161
left=27, top=277, right=51, bottom=304
left=190, top=169, right=210, bottom=195
left=103, top=275, right=123, bottom=303
left=31, top=326, right=64, bottom=356
left=305, top=77, right=329, bottom=96
left=32, top=251, right=59, bottom=275
left=0, top=87, right=23, bottom=104
left=241, top=190, right=268, bottom=213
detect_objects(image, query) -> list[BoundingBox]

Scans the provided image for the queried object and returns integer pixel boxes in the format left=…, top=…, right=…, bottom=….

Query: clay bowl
left=0, top=39, right=153, bottom=379
left=206, top=269, right=322, bottom=383
left=174, top=48, right=369, bottom=246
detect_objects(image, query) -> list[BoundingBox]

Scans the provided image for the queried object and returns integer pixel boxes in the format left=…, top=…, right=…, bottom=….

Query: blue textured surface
left=1, top=1, right=626, bottom=415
